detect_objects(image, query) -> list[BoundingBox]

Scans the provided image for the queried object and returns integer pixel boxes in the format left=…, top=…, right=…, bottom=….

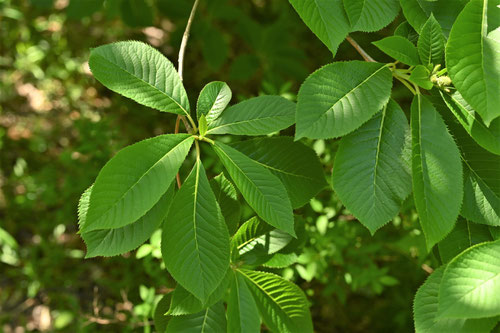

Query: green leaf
left=295, top=61, right=392, bottom=139
left=446, top=0, right=500, bottom=126
left=413, top=266, right=498, bottom=333
left=161, top=160, right=230, bottom=304
left=411, top=94, right=463, bottom=250
left=332, top=100, right=412, bottom=234
left=432, top=92, right=500, bottom=227
left=438, top=240, right=500, bottom=318
left=80, top=184, right=175, bottom=258
left=373, top=36, right=420, bottom=66
left=491, top=226, right=500, bottom=240
left=196, top=81, right=232, bottom=123
left=89, top=41, right=189, bottom=115
left=438, top=218, right=493, bottom=263
left=440, top=91, right=500, bottom=155
left=198, top=115, right=208, bottom=137
left=207, top=96, right=295, bottom=136
left=343, top=0, right=400, bottom=32
left=167, top=269, right=231, bottom=316
left=231, top=217, right=293, bottom=266
left=409, top=65, right=434, bottom=90
left=399, top=0, right=430, bottom=33
left=288, top=0, right=350, bottom=55
left=238, top=269, right=313, bottom=333
left=230, top=137, right=327, bottom=208
left=165, top=302, right=227, bottom=333
left=400, top=0, right=468, bottom=36
left=153, top=293, right=172, bottom=333
left=212, top=142, right=295, bottom=236
left=227, top=271, right=261, bottom=333
left=81, top=134, right=194, bottom=233
left=210, top=173, right=241, bottom=235
left=394, top=21, right=419, bottom=44
left=418, top=14, right=445, bottom=66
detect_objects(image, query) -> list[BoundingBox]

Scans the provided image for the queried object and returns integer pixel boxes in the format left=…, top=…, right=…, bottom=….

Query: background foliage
left=1, top=0, right=439, bottom=331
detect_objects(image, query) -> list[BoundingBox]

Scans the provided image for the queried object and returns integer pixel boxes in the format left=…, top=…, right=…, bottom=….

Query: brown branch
left=346, top=36, right=376, bottom=62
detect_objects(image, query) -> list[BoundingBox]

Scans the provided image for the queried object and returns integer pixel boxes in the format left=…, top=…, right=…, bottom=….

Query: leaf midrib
left=86, top=136, right=192, bottom=231
left=238, top=270, right=294, bottom=323
left=94, top=53, right=189, bottom=116
left=310, top=65, right=386, bottom=129
left=207, top=114, right=292, bottom=134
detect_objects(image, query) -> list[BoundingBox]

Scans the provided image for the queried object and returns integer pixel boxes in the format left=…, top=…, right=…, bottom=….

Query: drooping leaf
left=231, top=217, right=293, bottom=266
left=438, top=218, right=493, bottom=263
left=418, top=14, right=445, bottom=66
left=288, top=0, right=350, bottom=55
left=162, top=160, right=230, bottom=303
left=438, top=240, right=500, bottom=319
left=80, top=183, right=175, bottom=258
left=81, top=134, right=194, bottom=232
left=196, top=81, right=232, bottom=123
left=165, top=302, right=227, bottom=333
left=230, top=137, right=327, bottom=208
left=409, top=65, right=434, bottom=90
left=413, top=266, right=498, bottom=333
left=399, top=0, right=430, bottom=33
left=343, top=0, right=400, bottom=32
left=394, top=21, right=419, bottom=44
left=432, top=92, right=500, bottom=227
left=295, top=61, right=392, bottom=139
left=206, top=96, right=295, bottom=136
left=167, top=269, right=231, bottom=316
left=446, top=0, right=500, bottom=126
left=400, top=0, right=468, bottom=36
left=227, top=271, right=261, bottom=333
left=210, top=173, right=241, bottom=235
left=373, top=36, right=420, bottom=66
left=212, top=142, right=295, bottom=236
left=411, top=94, right=463, bottom=250
left=238, top=269, right=313, bottom=333
left=89, top=41, right=190, bottom=115
left=153, top=293, right=172, bottom=333
left=440, top=91, right=500, bottom=155
left=332, top=100, right=412, bottom=234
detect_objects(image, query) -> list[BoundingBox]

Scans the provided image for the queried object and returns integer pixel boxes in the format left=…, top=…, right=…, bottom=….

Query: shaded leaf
left=213, top=142, right=295, bottom=236
left=231, top=137, right=327, bottom=208
left=165, top=302, right=227, bottom=333
left=210, top=173, right=241, bottom=235
left=239, top=269, right=313, bottom=333
left=227, top=271, right=261, bottom=333
left=288, top=0, right=350, bottom=55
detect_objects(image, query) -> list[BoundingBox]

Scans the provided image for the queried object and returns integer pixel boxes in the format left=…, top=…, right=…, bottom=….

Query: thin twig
left=178, top=0, right=200, bottom=80
left=346, top=36, right=376, bottom=62
left=174, top=0, right=201, bottom=189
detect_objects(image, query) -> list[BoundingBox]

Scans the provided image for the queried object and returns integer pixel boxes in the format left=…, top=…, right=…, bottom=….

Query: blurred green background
left=0, top=0, right=434, bottom=331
